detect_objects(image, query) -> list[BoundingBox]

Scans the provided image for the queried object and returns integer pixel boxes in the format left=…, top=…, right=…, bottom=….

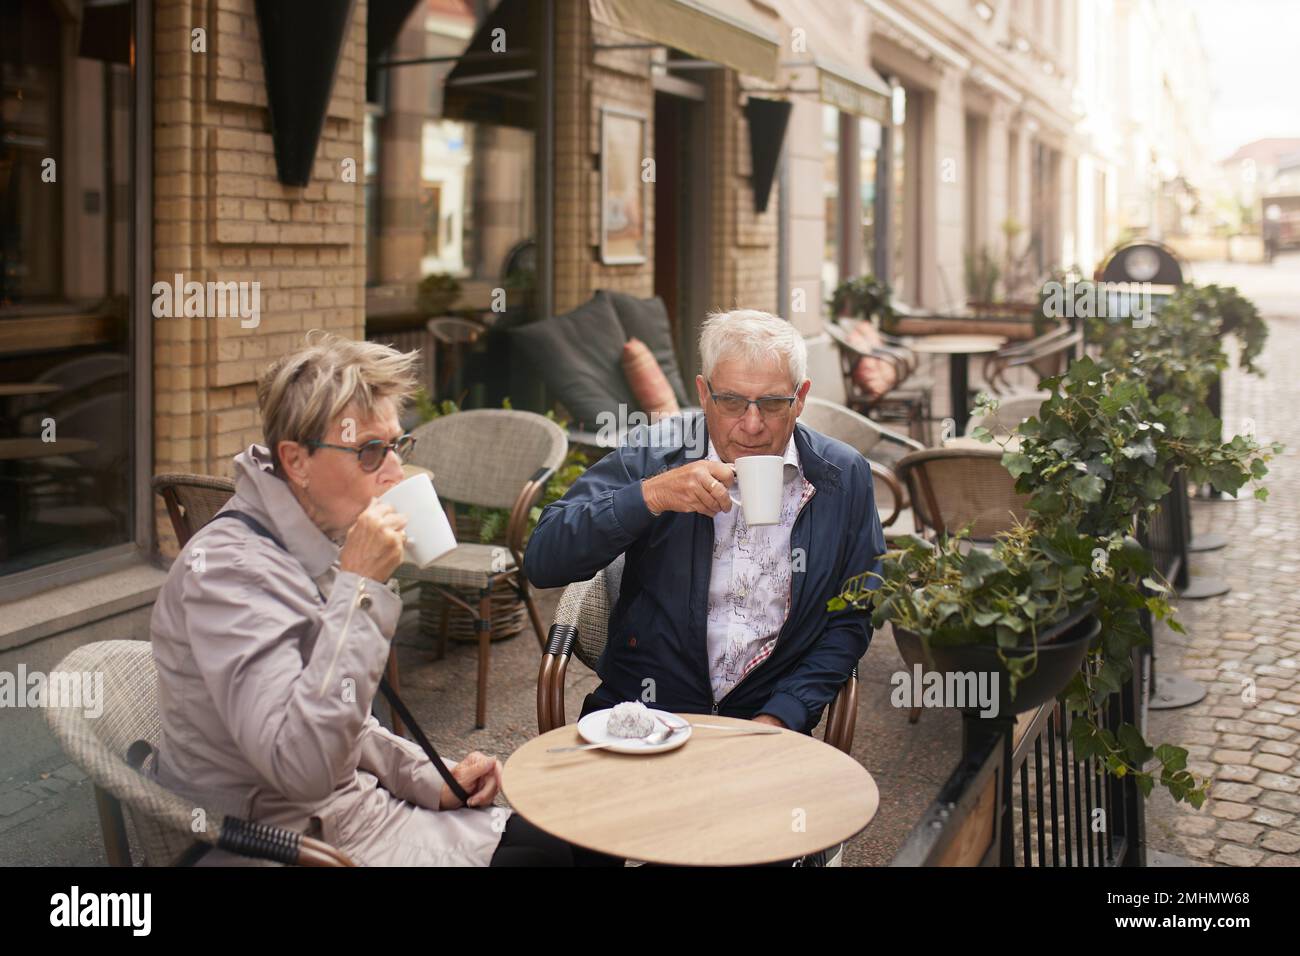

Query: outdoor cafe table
left=502, top=714, right=879, bottom=866
left=906, top=334, right=1006, bottom=434
left=943, top=434, right=1022, bottom=452
left=0, top=437, right=97, bottom=460
left=0, top=383, right=61, bottom=397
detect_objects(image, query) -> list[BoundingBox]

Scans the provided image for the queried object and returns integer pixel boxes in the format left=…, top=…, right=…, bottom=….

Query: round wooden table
left=502, top=715, right=879, bottom=866
left=907, top=334, right=1006, bottom=434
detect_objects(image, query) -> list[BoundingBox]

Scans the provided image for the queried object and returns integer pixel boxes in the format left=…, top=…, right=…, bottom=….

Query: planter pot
left=892, top=605, right=1099, bottom=716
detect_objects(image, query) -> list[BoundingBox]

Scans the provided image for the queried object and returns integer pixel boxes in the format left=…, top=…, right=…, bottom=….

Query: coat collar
left=231, top=444, right=340, bottom=579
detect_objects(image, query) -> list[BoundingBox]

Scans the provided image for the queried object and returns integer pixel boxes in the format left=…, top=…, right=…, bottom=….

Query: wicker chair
left=44, top=639, right=353, bottom=866
left=823, top=320, right=933, bottom=441
left=151, top=473, right=236, bottom=546
left=964, top=391, right=1050, bottom=439
left=894, top=446, right=1031, bottom=544
left=536, top=567, right=860, bottom=755
left=982, top=324, right=1082, bottom=395
left=400, top=409, right=568, bottom=728
left=799, top=396, right=925, bottom=538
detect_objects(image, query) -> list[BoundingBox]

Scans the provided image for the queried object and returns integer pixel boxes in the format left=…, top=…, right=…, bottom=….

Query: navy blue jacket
left=524, top=416, right=886, bottom=734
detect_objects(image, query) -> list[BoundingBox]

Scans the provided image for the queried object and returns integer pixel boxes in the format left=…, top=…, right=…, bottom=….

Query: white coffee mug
left=728, top=455, right=784, bottom=526
left=378, top=472, right=457, bottom=569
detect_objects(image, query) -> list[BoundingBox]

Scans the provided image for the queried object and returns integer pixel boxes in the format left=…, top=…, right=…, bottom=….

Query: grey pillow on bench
left=597, top=290, right=692, bottom=407
left=510, top=294, right=635, bottom=428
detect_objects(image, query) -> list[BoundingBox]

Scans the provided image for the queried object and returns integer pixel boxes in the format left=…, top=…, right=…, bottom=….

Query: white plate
left=577, top=708, right=692, bottom=754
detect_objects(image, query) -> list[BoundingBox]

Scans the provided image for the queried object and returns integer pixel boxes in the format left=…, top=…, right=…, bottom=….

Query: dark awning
left=589, top=0, right=780, bottom=81
left=776, top=0, right=890, bottom=123
left=366, top=0, right=422, bottom=99
left=442, top=0, right=540, bottom=131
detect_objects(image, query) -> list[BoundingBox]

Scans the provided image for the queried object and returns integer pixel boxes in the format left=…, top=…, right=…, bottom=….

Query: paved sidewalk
left=1142, top=256, right=1300, bottom=866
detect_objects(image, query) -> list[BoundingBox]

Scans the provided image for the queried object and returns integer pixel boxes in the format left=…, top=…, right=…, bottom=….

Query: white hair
left=698, top=309, right=807, bottom=387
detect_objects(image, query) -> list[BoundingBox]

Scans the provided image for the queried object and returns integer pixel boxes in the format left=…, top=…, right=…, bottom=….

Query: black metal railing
left=891, top=647, right=1146, bottom=867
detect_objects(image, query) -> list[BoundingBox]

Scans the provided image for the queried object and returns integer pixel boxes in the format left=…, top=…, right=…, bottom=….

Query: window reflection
left=365, top=0, right=537, bottom=408
left=0, top=0, right=134, bottom=577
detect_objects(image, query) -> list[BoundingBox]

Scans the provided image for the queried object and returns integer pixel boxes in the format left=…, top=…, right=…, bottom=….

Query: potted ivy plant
left=828, top=275, right=897, bottom=334
left=416, top=271, right=462, bottom=318
left=835, top=350, right=1280, bottom=806
left=848, top=522, right=1101, bottom=716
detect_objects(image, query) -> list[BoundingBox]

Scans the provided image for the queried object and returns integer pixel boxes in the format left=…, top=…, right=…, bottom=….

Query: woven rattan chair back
left=799, top=397, right=923, bottom=467
left=407, top=409, right=567, bottom=511
left=152, top=473, right=236, bottom=547
left=551, top=569, right=611, bottom=672
left=966, top=391, right=1050, bottom=438
left=896, top=447, right=1030, bottom=541
left=44, top=640, right=212, bottom=866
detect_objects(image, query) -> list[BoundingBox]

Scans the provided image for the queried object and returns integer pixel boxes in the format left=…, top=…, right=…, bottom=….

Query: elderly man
left=525, top=309, right=885, bottom=733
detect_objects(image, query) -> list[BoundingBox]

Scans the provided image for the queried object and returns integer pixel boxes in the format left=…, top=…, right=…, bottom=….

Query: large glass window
left=0, top=0, right=136, bottom=578
left=365, top=0, right=539, bottom=407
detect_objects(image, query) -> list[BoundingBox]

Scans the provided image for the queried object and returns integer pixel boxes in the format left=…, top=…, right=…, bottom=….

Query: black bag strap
left=210, top=510, right=471, bottom=807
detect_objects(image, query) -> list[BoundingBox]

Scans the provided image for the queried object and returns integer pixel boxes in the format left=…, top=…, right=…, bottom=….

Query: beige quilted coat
left=149, top=444, right=506, bottom=865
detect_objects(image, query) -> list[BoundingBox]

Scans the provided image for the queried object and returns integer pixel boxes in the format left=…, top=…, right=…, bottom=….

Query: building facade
left=2, top=0, right=1157, bottom=653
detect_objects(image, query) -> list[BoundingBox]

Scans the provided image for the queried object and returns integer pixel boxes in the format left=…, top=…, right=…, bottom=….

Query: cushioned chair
left=45, top=639, right=353, bottom=866
left=400, top=409, right=567, bottom=728
left=823, top=319, right=933, bottom=441
left=982, top=325, right=1082, bottom=395
left=510, top=291, right=692, bottom=444
left=799, top=396, right=925, bottom=539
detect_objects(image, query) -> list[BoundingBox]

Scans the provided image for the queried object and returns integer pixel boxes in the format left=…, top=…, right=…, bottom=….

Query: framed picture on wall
left=600, top=106, right=648, bottom=265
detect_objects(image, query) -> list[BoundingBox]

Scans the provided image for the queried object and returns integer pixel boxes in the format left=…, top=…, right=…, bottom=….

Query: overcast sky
left=1183, top=0, right=1300, bottom=159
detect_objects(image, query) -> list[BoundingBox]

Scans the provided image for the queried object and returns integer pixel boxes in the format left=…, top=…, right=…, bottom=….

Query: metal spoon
left=547, top=723, right=679, bottom=753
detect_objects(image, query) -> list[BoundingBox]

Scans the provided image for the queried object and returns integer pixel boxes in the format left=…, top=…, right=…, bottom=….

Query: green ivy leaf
left=1070, top=473, right=1106, bottom=502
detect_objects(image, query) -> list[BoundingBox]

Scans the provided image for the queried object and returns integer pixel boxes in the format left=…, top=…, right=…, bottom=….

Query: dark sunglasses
left=304, top=433, right=416, bottom=472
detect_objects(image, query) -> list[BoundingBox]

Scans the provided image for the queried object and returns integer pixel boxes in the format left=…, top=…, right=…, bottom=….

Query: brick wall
left=552, top=0, right=778, bottom=317
left=553, top=0, right=657, bottom=313
left=152, top=0, right=368, bottom=556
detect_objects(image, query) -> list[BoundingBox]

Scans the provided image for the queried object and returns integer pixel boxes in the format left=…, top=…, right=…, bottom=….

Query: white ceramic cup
left=377, top=472, right=457, bottom=569
left=728, top=454, right=785, bottom=526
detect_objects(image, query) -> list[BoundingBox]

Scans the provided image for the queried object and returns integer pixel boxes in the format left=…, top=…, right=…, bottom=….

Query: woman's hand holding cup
left=339, top=500, right=408, bottom=583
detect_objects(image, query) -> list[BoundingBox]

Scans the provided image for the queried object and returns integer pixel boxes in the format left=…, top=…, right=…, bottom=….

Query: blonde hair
left=257, top=330, right=419, bottom=471
left=698, top=309, right=807, bottom=387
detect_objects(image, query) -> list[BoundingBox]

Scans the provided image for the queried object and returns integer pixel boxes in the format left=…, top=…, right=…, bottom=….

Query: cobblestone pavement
left=1142, top=255, right=1300, bottom=866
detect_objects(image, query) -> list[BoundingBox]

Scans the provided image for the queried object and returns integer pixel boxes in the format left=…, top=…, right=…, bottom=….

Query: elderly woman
left=150, top=332, right=578, bottom=866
